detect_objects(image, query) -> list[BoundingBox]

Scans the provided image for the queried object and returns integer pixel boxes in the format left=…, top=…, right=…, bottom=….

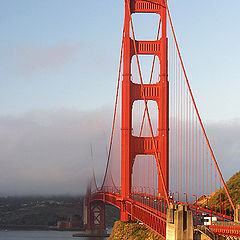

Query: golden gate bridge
left=84, top=0, right=240, bottom=239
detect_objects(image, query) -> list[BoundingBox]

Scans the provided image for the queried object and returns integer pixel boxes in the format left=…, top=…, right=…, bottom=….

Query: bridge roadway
left=90, top=191, right=167, bottom=238
left=89, top=190, right=236, bottom=238
left=131, top=192, right=232, bottom=220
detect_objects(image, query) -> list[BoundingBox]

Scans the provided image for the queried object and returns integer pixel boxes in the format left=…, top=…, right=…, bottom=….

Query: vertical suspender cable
left=167, top=5, right=235, bottom=211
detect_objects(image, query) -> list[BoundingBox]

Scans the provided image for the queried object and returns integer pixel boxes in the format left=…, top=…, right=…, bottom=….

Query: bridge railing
left=131, top=191, right=168, bottom=215
left=91, top=185, right=233, bottom=223
left=208, top=225, right=240, bottom=237
left=101, top=186, right=121, bottom=195
left=90, top=186, right=121, bottom=195
left=89, top=190, right=167, bottom=238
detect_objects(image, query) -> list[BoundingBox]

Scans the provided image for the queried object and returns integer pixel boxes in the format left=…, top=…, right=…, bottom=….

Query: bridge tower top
left=128, top=0, right=167, bottom=14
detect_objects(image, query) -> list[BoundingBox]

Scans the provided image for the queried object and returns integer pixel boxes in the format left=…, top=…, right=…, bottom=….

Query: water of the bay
left=0, top=230, right=109, bottom=240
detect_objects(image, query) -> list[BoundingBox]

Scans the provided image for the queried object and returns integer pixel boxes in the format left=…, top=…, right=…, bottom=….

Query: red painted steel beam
left=121, top=0, right=132, bottom=222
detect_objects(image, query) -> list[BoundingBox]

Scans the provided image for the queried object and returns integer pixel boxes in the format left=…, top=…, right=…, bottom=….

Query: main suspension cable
left=101, top=27, right=125, bottom=190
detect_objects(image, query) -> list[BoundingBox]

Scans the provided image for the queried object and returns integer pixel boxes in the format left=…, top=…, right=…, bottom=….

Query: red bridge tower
left=121, top=0, right=169, bottom=221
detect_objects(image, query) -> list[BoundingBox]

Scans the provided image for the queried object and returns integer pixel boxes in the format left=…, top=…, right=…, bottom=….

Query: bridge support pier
left=234, top=204, right=240, bottom=223
left=83, top=198, right=107, bottom=236
left=166, top=204, right=193, bottom=240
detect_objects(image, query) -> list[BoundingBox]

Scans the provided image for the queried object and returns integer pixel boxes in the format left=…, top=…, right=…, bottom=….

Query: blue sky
left=0, top=0, right=123, bottom=115
left=0, top=0, right=239, bottom=195
left=0, top=0, right=240, bottom=121
left=169, top=0, right=240, bottom=122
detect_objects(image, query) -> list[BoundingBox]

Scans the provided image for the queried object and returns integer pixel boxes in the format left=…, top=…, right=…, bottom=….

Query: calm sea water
left=0, top=231, right=108, bottom=240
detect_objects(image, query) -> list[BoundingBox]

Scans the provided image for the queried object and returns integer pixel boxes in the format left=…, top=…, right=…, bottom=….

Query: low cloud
left=0, top=109, right=238, bottom=196
left=206, top=119, right=240, bottom=180
left=0, top=108, right=112, bottom=196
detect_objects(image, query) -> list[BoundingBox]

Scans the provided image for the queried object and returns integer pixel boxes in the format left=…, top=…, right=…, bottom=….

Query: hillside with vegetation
left=109, top=221, right=164, bottom=240
left=198, top=171, right=240, bottom=213
left=210, top=170, right=240, bottom=206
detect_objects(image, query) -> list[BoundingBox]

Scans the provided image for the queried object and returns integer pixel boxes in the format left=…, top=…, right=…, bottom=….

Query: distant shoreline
left=0, top=225, right=84, bottom=231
